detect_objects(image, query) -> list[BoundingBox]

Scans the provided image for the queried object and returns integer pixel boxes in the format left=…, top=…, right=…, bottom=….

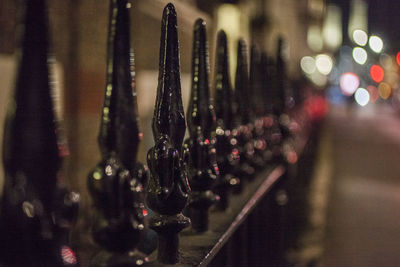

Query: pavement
left=321, top=104, right=400, bottom=266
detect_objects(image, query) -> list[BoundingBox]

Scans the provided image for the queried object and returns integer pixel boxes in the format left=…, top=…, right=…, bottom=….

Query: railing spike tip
left=165, top=2, right=176, bottom=11
left=213, top=30, right=240, bottom=209
left=88, top=1, right=148, bottom=265
left=147, top=4, right=190, bottom=264
left=153, top=1, right=185, bottom=149
left=194, top=17, right=206, bottom=27
left=185, top=17, right=219, bottom=232
left=0, top=0, right=79, bottom=265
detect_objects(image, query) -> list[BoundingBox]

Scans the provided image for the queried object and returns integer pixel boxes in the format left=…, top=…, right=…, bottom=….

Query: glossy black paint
left=234, top=39, right=253, bottom=127
left=0, top=0, right=79, bottom=266
left=214, top=31, right=233, bottom=131
left=261, top=52, right=275, bottom=115
left=275, top=38, right=287, bottom=115
left=87, top=0, right=148, bottom=265
left=249, top=45, right=267, bottom=169
left=260, top=52, right=283, bottom=162
left=233, top=39, right=256, bottom=181
left=185, top=18, right=219, bottom=231
left=249, top=45, right=264, bottom=118
left=213, top=30, right=240, bottom=209
left=146, top=3, right=190, bottom=264
left=275, top=38, right=296, bottom=164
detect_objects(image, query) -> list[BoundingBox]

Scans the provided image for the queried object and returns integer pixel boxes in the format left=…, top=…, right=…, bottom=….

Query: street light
left=369, top=35, right=383, bottom=53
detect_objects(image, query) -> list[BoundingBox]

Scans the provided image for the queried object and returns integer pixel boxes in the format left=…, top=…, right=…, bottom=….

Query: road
left=321, top=104, right=400, bottom=266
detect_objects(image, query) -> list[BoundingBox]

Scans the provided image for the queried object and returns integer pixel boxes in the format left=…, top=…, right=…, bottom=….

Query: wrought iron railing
left=0, top=1, right=322, bottom=266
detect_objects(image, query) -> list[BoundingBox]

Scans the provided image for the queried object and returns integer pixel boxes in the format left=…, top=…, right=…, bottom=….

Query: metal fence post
left=185, top=18, right=219, bottom=232
left=213, top=30, right=240, bottom=210
left=146, top=3, right=191, bottom=264
left=87, top=0, right=148, bottom=265
left=0, top=0, right=79, bottom=265
left=233, top=40, right=256, bottom=183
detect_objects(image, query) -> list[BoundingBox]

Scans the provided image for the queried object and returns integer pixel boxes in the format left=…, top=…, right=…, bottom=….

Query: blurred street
left=321, top=104, right=400, bottom=266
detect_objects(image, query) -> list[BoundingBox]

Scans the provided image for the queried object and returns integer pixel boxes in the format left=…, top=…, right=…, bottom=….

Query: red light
left=370, top=65, right=384, bottom=83
left=61, top=246, right=77, bottom=265
left=397, top=52, right=400, bottom=66
left=214, top=165, right=220, bottom=175
left=287, top=151, right=298, bottom=164
left=263, top=117, right=273, bottom=127
left=142, top=208, right=148, bottom=216
left=304, top=96, right=329, bottom=121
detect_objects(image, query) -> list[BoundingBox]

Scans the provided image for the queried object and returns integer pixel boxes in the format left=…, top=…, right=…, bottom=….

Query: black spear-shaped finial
left=233, top=39, right=256, bottom=180
left=249, top=45, right=267, bottom=169
left=185, top=18, right=219, bottom=231
left=146, top=3, right=191, bottom=264
left=261, top=52, right=274, bottom=115
left=98, top=0, right=141, bottom=173
left=275, top=37, right=297, bottom=164
left=213, top=30, right=240, bottom=209
left=250, top=45, right=265, bottom=118
left=87, top=1, right=148, bottom=265
left=234, top=39, right=252, bottom=127
left=275, top=37, right=287, bottom=115
left=214, top=31, right=233, bottom=130
left=0, top=0, right=79, bottom=266
left=259, top=52, right=284, bottom=162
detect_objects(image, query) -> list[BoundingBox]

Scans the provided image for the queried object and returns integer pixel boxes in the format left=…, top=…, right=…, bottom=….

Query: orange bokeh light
left=378, top=82, right=391, bottom=99
left=370, top=65, right=384, bottom=83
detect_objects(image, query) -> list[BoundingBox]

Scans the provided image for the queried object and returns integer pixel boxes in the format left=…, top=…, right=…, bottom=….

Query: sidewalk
left=321, top=104, right=400, bottom=266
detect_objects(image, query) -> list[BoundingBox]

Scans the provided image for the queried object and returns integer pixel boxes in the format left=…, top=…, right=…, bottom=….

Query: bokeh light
left=340, top=72, right=360, bottom=96
left=217, top=4, right=240, bottom=37
left=217, top=4, right=241, bottom=76
left=322, top=4, right=343, bottom=51
left=300, top=56, right=316, bottom=74
left=307, top=25, right=323, bottom=52
left=354, top=88, right=370, bottom=106
left=378, top=82, right=391, bottom=99
left=379, top=54, right=393, bottom=69
left=352, top=47, right=368, bottom=65
left=369, top=35, right=383, bottom=53
left=308, top=0, right=324, bottom=17
left=370, top=65, right=384, bottom=83
left=396, top=52, right=400, bottom=66
left=352, top=30, right=368, bottom=46
left=348, top=0, right=368, bottom=40
left=385, top=71, right=399, bottom=89
left=315, top=54, right=333, bottom=75
left=309, top=71, right=328, bottom=87
left=327, top=85, right=347, bottom=104
left=61, top=246, right=77, bottom=265
left=367, top=85, right=379, bottom=103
